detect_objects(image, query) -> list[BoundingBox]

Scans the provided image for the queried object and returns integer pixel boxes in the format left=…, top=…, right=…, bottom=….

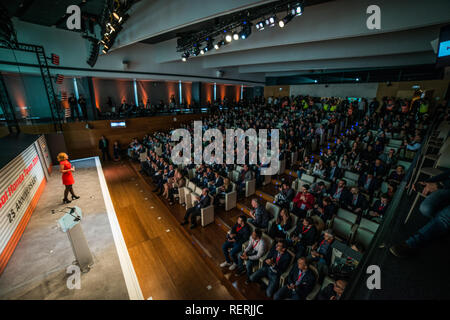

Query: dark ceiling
left=3, top=0, right=105, bottom=29
left=140, top=0, right=335, bottom=45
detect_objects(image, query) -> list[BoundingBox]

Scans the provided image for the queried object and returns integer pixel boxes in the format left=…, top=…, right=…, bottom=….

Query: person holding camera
left=220, top=215, right=251, bottom=271
left=390, top=169, right=450, bottom=257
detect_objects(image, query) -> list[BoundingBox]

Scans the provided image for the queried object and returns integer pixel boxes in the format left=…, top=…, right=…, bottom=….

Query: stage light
left=267, top=16, right=276, bottom=27
left=239, top=25, right=252, bottom=39
left=214, top=43, right=220, bottom=50
left=295, top=4, right=303, bottom=16
left=192, top=47, right=200, bottom=56
left=233, top=33, right=239, bottom=41
left=356, top=78, right=360, bottom=81
left=256, top=21, right=265, bottom=31
left=314, top=80, right=318, bottom=83
left=279, top=13, right=294, bottom=28
left=225, top=34, right=232, bottom=42
left=182, top=52, right=190, bottom=61
left=200, top=49, right=205, bottom=55
left=182, top=56, right=186, bottom=62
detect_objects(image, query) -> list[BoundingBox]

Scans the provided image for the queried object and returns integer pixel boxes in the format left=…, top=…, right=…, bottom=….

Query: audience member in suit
left=238, top=164, right=253, bottom=194
left=316, top=279, right=348, bottom=300
left=98, top=135, right=111, bottom=161
left=307, top=229, right=335, bottom=282
left=325, top=160, right=342, bottom=182
left=181, top=188, right=211, bottom=229
left=342, top=187, right=369, bottom=217
left=248, top=198, right=270, bottom=229
left=221, top=215, right=251, bottom=270
left=387, top=165, right=405, bottom=186
left=313, top=197, right=337, bottom=225
left=372, top=159, right=386, bottom=178
left=328, top=179, right=350, bottom=207
left=274, top=182, right=295, bottom=208
left=367, top=193, right=390, bottom=223
left=358, top=172, right=379, bottom=194
left=236, top=229, right=267, bottom=278
left=290, top=217, right=317, bottom=259
left=273, top=257, right=316, bottom=300
left=268, top=208, right=293, bottom=240
left=208, top=172, right=223, bottom=194
left=310, top=181, right=328, bottom=204
left=248, top=240, right=291, bottom=298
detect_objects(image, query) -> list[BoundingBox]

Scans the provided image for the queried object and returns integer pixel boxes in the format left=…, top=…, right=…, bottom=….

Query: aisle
left=102, top=160, right=234, bottom=300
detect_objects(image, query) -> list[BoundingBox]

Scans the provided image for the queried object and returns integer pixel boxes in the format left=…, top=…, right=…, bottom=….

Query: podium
left=58, top=206, right=94, bottom=272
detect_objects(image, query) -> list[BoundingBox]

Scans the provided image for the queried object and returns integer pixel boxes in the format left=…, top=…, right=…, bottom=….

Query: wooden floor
left=102, top=160, right=268, bottom=300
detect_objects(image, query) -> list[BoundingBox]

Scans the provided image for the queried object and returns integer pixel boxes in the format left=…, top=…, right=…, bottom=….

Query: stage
left=0, top=157, right=140, bottom=300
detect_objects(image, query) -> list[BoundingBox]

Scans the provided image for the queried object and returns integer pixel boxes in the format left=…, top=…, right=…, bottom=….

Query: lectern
left=58, top=206, right=93, bottom=272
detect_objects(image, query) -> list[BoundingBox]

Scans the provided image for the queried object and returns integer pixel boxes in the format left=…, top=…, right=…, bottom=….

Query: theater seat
left=266, top=202, right=281, bottom=221
left=194, top=194, right=215, bottom=227
left=246, top=178, right=256, bottom=197
left=353, top=226, right=374, bottom=249
left=225, top=183, right=237, bottom=211
left=336, top=208, right=358, bottom=224
left=358, top=217, right=379, bottom=233
left=306, top=265, right=321, bottom=300
left=331, top=217, right=354, bottom=242
left=263, top=173, right=272, bottom=186
left=344, top=171, right=360, bottom=182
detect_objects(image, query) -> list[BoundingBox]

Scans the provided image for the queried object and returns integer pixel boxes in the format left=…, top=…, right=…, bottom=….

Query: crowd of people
left=120, top=93, right=439, bottom=300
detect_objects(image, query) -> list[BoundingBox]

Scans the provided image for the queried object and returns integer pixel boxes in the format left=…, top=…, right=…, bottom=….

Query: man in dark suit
left=328, top=179, right=350, bottom=206
left=98, top=135, right=111, bottom=161
left=248, top=240, right=291, bottom=298
left=181, top=188, right=211, bottom=229
left=325, top=160, right=342, bottom=182
left=248, top=198, right=270, bottom=229
left=342, top=187, right=368, bottom=216
left=368, top=193, right=390, bottom=223
left=273, top=257, right=316, bottom=300
left=358, top=172, right=379, bottom=194
left=220, top=215, right=251, bottom=270
left=275, top=182, right=295, bottom=208
left=316, top=279, right=348, bottom=300
left=208, top=172, right=224, bottom=193
left=290, top=217, right=317, bottom=259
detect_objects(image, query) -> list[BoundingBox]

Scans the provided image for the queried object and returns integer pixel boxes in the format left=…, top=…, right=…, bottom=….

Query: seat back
left=232, top=170, right=240, bottom=182
left=332, top=217, right=354, bottom=241
left=354, top=227, right=374, bottom=249
left=311, top=215, right=325, bottom=235
left=359, top=218, right=379, bottom=233
left=397, top=160, right=412, bottom=171
left=301, top=174, right=315, bottom=184
left=265, top=202, right=281, bottom=220
left=344, top=171, right=359, bottom=181
left=315, top=178, right=331, bottom=189
left=337, top=208, right=358, bottom=224
left=388, top=139, right=403, bottom=148
left=342, top=177, right=357, bottom=188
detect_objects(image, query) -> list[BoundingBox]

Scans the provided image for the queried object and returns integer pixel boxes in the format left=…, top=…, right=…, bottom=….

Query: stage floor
left=0, top=158, right=129, bottom=300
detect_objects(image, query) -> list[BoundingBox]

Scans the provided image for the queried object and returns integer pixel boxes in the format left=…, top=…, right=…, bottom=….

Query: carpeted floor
left=0, top=158, right=129, bottom=300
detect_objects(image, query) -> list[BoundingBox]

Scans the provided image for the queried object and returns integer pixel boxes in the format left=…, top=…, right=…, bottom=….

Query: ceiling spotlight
left=233, top=33, right=239, bottom=41
left=295, top=4, right=303, bottom=16
left=113, top=12, right=120, bottom=21
left=192, top=47, right=200, bottom=56
left=182, top=57, right=187, bottom=62
left=182, top=52, right=190, bottom=61
left=102, top=48, right=108, bottom=54
left=279, top=13, right=294, bottom=28
left=268, top=16, right=276, bottom=27
left=214, top=43, right=220, bottom=50
left=200, top=49, right=205, bottom=55
left=225, top=34, right=232, bottom=42
left=314, top=80, right=318, bottom=83
left=256, top=21, right=265, bottom=31
left=356, top=78, right=360, bottom=81
left=107, top=23, right=115, bottom=33
left=239, top=25, right=252, bottom=39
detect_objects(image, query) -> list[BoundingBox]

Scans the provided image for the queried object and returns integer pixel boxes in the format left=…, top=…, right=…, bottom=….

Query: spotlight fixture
left=200, top=48, right=205, bottom=55
left=181, top=52, right=190, bottom=61
left=267, top=16, right=276, bottom=27
left=225, top=34, right=232, bottom=42
left=294, top=4, right=303, bottom=16
left=279, top=13, right=294, bottom=28
left=113, top=12, right=120, bottom=21
left=239, top=25, right=252, bottom=40
left=192, top=47, right=200, bottom=56
left=233, top=32, right=239, bottom=41
left=256, top=21, right=265, bottom=31
left=214, top=43, right=220, bottom=50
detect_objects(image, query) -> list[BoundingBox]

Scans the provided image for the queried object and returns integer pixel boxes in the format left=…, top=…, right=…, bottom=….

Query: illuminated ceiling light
left=113, top=12, right=120, bottom=21
left=214, top=43, right=220, bottom=50
left=233, top=33, right=239, bottom=41
left=225, top=34, right=232, bottom=42
left=279, top=13, right=294, bottom=28
left=295, top=4, right=304, bottom=16
left=268, top=16, right=276, bottom=27
left=200, top=49, right=205, bottom=55
left=182, top=52, right=190, bottom=61
left=256, top=21, right=265, bottom=31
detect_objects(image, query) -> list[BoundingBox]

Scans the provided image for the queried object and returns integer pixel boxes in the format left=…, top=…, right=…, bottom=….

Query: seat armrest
left=201, top=205, right=215, bottom=227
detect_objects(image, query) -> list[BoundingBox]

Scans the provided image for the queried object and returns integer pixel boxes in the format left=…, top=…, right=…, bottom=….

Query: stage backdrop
left=0, top=138, right=47, bottom=274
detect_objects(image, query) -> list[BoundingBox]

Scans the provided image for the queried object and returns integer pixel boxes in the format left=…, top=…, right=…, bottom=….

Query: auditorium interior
left=0, top=0, right=450, bottom=301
